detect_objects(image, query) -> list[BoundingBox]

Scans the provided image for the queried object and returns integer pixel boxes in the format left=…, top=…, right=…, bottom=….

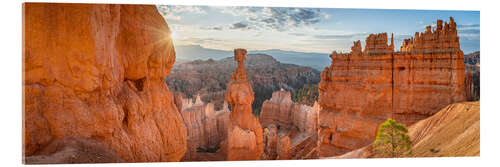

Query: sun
left=170, top=31, right=177, bottom=40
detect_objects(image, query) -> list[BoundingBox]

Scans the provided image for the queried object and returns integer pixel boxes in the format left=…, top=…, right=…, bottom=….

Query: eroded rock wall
left=177, top=94, right=229, bottom=161
left=318, top=17, right=466, bottom=157
left=260, top=90, right=319, bottom=160
left=24, top=3, right=186, bottom=162
left=394, top=17, right=466, bottom=125
left=318, top=34, right=394, bottom=156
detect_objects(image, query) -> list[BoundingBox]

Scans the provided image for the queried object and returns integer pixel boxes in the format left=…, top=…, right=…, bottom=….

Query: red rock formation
left=260, top=90, right=319, bottom=160
left=393, top=17, right=466, bottom=125
left=464, top=62, right=480, bottom=101
left=23, top=3, right=186, bottom=162
left=318, top=17, right=466, bottom=157
left=262, top=125, right=279, bottom=159
left=177, top=94, right=229, bottom=161
left=215, top=101, right=230, bottom=147
left=225, top=49, right=264, bottom=160
left=24, top=137, right=124, bottom=164
left=260, top=90, right=294, bottom=128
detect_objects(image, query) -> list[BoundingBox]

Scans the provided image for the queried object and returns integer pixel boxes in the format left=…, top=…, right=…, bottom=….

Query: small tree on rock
left=373, top=118, right=412, bottom=158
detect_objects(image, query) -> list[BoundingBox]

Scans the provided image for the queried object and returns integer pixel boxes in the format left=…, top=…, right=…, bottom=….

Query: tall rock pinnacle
left=225, top=49, right=264, bottom=160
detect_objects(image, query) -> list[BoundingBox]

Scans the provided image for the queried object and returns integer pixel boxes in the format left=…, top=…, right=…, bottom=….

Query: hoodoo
left=318, top=17, right=466, bottom=157
left=175, top=94, right=229, bottom=161
left=24, top=3, right=186, bottom=162
left=225, top=49, right=264, bottom=160
left=260, top=90, right=319, bottom=159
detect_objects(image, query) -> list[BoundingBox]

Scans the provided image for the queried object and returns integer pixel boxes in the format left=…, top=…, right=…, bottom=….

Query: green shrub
left=291, top=84, right=318, bottom=106
left=373, top=118, right=413, bottom=158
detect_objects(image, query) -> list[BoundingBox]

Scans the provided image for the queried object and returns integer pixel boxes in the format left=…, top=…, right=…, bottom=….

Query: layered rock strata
left=318, top=17, right=466, bottom=157
left=225, top=49, right=264, bottom=160
left=24, top=3, right=186, bottom=162
left=175, top=94, right=229, bottom=161
left=260, top=90, right=319, bottom=160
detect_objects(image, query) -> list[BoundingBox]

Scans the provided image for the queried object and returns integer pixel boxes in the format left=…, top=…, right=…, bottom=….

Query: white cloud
left=219, top=6, right=259, bottom=17
left=212, top=6, right=325, bottom=31
left=323, top=13, right=332, bottom=19
left=157, top=5, right=206, bottom=21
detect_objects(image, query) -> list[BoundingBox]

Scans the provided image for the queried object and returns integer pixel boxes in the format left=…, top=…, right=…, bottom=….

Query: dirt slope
left=332, top=101, right=480, bottom=158
left=408, top=101, right=480, bottom=157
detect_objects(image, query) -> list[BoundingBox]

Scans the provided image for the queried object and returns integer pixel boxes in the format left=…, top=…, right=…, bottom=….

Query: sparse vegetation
left=291, top=84, right=318, bottom=106
left=373, top=118, right=412, bottom=158
left=196, top=144, right=220, bottom=153
left=429, top=148, right=440, bottom=153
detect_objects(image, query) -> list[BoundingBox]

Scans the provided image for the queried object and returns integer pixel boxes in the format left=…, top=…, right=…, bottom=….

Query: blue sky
left=157, top=5, right=480, bottom=54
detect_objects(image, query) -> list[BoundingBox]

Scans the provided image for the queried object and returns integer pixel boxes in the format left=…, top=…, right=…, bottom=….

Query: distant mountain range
left=174, top=45, right=332, bottom=70
left=464, top=51, right=480, bottom=65
left=174, top=45, right=480, bottom=71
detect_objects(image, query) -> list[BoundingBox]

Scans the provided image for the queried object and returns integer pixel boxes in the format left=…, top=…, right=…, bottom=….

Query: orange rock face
left=23, top=3, right=186, bottom=162
left=318, top=17, right=466, bottom=157
left=225, top=49, right=264, bottom=160
left=260, top=90, right=319, bottom=160
left=176, top=94, right=229, bottom=161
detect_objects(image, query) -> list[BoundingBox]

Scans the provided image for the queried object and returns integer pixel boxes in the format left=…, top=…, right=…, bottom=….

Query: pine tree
left=373, top=118, right=412, bottom=158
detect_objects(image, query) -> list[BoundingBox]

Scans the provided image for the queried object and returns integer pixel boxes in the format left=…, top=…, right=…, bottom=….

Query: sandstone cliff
left=318, top=17, right=466, bottom=157
left=24, top=3, right=186, bottom=163
left=260, top=90, right=319, bottom=160
left=225, top=49, right=264, bottom=160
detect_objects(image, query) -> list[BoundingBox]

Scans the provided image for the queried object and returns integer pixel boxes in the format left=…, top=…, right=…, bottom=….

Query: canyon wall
left=24, top=3, right=186, bottom=162
left=225, top=49, right=264, bottom=160
left=175, top=94, right=229, bottom=161
left=318, top=17, right=466, bottom=157
left=260, top=90, right=319, bottom=160
left=394, top=17, right=466, bottom=124
left=464, top=51, right=480, bottom=101
left=465, top=68, right=480, bottom=101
